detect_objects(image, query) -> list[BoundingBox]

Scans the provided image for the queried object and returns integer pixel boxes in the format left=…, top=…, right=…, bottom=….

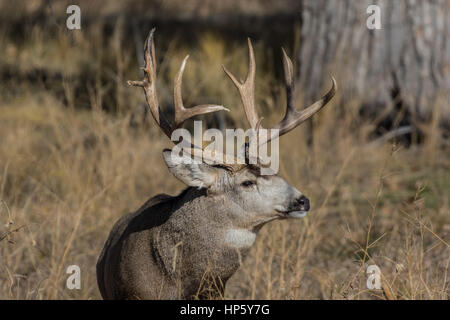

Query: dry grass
left=0, top=12, right=448, bottom=300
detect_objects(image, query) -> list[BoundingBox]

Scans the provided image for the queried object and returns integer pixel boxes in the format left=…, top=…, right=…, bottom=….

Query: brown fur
left=96, top=187, right=249, bottom=299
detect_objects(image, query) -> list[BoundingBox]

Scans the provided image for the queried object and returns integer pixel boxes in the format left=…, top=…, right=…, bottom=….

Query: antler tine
left=128, top=28, right=173, bottom=138
left=222, top=38, right=260, bottom=129
left=173, top=55, right=229, bottom=129
left=281, top=48, right=296, bottom=123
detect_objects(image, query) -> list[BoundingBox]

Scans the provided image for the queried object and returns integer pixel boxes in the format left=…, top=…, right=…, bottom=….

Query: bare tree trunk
left=296, top=0, right=449, bottom=139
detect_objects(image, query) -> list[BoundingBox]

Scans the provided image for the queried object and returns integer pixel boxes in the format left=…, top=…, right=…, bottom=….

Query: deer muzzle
left=288, top=195, right=310, bottom=218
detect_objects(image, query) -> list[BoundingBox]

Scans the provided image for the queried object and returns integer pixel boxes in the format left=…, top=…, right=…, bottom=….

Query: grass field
left=0, top=3, right=448, bottom=300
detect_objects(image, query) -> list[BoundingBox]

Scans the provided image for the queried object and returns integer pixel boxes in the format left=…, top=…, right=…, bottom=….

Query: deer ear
left=162, top=149, right=218, bottom=188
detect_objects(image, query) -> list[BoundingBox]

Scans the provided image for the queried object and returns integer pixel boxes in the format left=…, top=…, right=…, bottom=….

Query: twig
left=0, top=225, right=26, bottom=242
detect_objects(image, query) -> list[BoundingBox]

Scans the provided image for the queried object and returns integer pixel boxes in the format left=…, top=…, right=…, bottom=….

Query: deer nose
left=297, top=195, right=310, bottom=211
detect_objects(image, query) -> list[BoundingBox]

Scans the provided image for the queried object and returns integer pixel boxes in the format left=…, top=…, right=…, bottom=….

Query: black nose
left=297, top=195, right=310, bottom=211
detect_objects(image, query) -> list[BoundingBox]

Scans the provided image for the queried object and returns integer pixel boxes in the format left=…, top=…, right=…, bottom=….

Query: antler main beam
left=223, top=38, right=337, bottom=146
left=128, top=28, right=229, bottom=139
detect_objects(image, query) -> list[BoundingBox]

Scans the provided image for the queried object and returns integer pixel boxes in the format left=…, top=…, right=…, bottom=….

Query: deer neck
left=154, top=188, right=256, bottom=287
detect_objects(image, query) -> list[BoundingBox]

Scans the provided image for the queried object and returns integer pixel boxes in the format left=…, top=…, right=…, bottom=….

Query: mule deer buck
left=96, top=29, right=336, bottom=299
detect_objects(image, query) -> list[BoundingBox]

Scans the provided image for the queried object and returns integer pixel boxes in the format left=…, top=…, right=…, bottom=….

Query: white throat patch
left=224, top=229, right=256, bottom=248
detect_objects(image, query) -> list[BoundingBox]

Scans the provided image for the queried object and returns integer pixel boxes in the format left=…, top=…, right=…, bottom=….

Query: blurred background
left=0, top=0, right=448, bottom=299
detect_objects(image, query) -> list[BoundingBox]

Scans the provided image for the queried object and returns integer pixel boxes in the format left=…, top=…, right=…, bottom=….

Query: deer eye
left=241, top=180, right=255, bottom=187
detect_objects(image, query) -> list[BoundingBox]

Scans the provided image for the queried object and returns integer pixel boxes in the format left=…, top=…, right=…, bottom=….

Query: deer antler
left=128, top=28, right=229, bottom=139
left=223, top=38, right=337, bottom=146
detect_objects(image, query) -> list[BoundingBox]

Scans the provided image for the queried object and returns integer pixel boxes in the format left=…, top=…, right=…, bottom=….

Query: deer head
left=128, top=29, right=336, bottom=231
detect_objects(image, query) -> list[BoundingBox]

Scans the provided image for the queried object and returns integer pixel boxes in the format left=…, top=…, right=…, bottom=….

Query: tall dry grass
left=0, top=15, right=448, bottom=300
